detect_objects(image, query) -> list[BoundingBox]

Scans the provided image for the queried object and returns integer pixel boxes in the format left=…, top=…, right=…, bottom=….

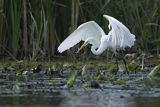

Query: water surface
left=0, top=70, right=160, bottom=107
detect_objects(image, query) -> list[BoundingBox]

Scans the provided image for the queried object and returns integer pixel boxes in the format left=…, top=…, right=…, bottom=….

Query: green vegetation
left=148, top=64, right=160, bottom=78
left=113, top=79, right=126, bottom=85
left=0, top=0, right=159, bottom=60
left=65, top=70, right=78, bottom=88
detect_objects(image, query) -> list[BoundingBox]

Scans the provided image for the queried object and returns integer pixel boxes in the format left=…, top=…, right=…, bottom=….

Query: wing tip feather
left=57, top=46, right=63, bottom=53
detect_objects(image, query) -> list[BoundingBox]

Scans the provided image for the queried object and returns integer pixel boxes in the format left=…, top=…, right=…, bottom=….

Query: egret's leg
left=116, top=58, right=119, bottom=72
left=115, top=53, right=119, bottom=73
left=122, top=57, right=129, bottom=74
left=116, top=50, right=128, bottom=74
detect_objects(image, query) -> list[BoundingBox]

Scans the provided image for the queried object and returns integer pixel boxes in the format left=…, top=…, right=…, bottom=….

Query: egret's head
left=76, top=37, right=99, bottom=53
left=76, top=41, right=89, bottom=53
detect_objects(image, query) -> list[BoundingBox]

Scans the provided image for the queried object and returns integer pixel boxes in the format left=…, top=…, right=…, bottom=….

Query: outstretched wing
left=103, top=15, right=136, bottom=49
left=58, top=21, right=105, bottom=53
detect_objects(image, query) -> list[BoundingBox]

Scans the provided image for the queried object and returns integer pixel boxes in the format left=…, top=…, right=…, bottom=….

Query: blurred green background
left=0, top=0, right=160, bottom=60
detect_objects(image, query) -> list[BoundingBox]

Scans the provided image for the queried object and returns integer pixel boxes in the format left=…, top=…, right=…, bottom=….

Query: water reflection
left=0, top=95, right=64, bottom=106
left=135, top=97, right=160, bottom=107
left=61, top=90, right=160, bottom=107
left=60, top=90, right=136, bottom=107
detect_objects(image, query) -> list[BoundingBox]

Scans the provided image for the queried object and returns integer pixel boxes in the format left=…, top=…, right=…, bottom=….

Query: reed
left=10, top=0, right=22, bottom=56
left=0, top=0, right=4, bottom=49
left=29, top=3, right=45, bottom=60
left=22, top=0, right=28, bottom=58
left=44, top=0, right=58, bottom=57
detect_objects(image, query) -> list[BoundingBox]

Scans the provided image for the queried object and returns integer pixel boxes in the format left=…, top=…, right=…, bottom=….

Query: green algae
left=113, top=79, right=126, bottom=85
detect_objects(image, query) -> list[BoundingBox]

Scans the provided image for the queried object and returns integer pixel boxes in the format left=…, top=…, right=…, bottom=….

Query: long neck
left=91, top=36, right=107, bottom=55
left=91, top=45, right=105, bottom=55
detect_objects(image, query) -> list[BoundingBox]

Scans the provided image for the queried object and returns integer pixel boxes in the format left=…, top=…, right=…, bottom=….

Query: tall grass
left=0, top=0, right=159, bottom=60
left=22, top=0, right=28, bottom=58
left=44, top=0, right=58, bottom=57
left=10, top=0, right=22, bottom=56
left=0, top=0, right=4, bottom=49
left=30, top=3, right=50, bottom=60
left=28, top=0, right=60, bottom=60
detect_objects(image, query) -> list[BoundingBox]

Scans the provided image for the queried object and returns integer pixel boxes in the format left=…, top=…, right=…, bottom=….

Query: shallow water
left=0, top=71, right=160, bottom=107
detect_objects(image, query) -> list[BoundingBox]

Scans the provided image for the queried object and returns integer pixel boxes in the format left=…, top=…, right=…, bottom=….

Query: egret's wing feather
left=58, top=21, right=105, bottom=53
left=103, top=15, right=136, bottom=49
left=58, top=27, right=83, bottom=53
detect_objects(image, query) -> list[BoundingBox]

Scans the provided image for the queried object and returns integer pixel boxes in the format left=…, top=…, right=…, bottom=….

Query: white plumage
left=57, top=21, right=105, bottom=53
left=103, top=15, right=135, bottom=50
left=58, top=15, right=135, bottom=55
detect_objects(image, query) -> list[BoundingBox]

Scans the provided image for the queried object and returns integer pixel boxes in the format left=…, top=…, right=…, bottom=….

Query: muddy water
left=0, top=71, right=160, bottom=107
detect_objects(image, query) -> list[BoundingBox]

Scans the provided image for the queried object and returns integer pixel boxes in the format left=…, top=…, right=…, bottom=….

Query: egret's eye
left=95, top=48, right=98, bottom=50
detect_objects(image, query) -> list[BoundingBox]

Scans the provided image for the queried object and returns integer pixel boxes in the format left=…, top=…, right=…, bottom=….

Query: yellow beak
left=76, top=42, right=88, bottom=53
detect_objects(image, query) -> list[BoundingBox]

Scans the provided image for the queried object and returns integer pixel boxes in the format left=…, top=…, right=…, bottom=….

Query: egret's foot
left=123, top=65, right=129, bottom=75
left=123, top=70, right=129, bottom=75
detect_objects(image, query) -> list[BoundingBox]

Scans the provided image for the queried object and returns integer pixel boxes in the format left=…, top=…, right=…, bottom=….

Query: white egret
left=58, top=15, right=136, bottom=73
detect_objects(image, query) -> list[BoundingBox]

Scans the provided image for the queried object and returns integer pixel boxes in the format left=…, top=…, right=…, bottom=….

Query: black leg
left=122, top=57, right=129, bottom=74
left=116, top=50, right=129, bottom=75
left=115, top=53, right=119, bottom=73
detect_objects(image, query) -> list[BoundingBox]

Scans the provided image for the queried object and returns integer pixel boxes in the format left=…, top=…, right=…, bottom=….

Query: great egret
left=58, top=15, right=136, bottom=73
